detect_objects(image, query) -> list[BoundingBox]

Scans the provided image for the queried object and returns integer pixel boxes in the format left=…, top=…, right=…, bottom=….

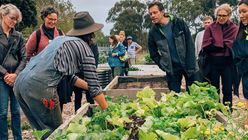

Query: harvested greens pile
left=51, top=82, right=248, bottom=140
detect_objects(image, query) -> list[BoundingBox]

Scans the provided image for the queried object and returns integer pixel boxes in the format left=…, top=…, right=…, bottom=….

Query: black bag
left=198, top=49, right=208, bottom=69
left=198, top=49, right=212, bottom=82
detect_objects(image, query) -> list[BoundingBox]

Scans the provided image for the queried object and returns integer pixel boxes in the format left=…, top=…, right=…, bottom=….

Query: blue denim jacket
left=107, top=43, right=125, bottom=67
left=17, top=36, right=81, bottom=87
left=14, top=36, right=82, bottom=130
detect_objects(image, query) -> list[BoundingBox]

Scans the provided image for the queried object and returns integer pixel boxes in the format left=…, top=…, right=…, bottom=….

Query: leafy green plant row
left=49, top=82, right=248, bottom=140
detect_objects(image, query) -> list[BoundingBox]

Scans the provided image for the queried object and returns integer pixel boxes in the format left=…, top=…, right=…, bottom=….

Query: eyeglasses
left=217, top=14, right=229, bottom=18
left=46, top=17, right=57, bottom=22
left=7, top=15, right=18, bottom=22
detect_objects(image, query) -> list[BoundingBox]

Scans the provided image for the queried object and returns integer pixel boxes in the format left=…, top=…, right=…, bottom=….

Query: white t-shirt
left=127, top=42, right=138, bottom=58
left=195, top=30, right=205, bottom=59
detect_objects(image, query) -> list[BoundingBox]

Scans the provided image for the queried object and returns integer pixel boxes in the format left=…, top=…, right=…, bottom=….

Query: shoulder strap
left=58, top=29, right=63, bottom=35
left=34, top=28, right=63, bottom=53
left=35, top=29, right=41, bottom=53
left=1, top=39, right=18, bottom=65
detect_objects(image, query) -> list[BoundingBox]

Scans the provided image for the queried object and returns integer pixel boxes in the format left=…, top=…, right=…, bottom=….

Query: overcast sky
left=70, top=0, right=117, bottom=35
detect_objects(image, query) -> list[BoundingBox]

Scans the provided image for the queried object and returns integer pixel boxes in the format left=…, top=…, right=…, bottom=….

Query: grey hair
left=214, top=3, right=232, bottom=18
left=0, top=4, right=22, bottom=22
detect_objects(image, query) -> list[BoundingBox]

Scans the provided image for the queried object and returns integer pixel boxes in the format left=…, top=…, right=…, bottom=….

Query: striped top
left=54, top=39, right=101, bottom=97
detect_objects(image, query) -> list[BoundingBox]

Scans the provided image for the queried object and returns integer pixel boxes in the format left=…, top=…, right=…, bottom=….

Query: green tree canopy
left=106, top=0, right=147, bottom=45
left=34, top=0, right=76, bottom=33
left=106, top=0, right=240, bottom=49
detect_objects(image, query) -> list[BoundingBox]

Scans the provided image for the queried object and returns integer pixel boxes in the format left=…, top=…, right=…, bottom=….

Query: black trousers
left=57, top=75, right=73, bottom=111
left=242, top=73, right=248, bottom=99
left=73, top=73, right=94, bottom=116
left=73, top=87, right=94, bottom=113
left=207, top=56, right=233, bottom=108
left=166, top=63, right=198, bottom=93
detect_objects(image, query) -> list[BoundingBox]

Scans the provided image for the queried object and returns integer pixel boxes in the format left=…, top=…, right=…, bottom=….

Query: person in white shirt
left=127, top=36, right=142, bottom=66
left=195, top=16, right=213, bottom=59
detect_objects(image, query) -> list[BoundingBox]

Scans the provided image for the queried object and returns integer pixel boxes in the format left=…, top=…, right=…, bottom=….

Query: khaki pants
left=129, top=58, right=135, bottom=66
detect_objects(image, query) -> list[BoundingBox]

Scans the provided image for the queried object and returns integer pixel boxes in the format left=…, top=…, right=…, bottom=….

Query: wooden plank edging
left=47, top=103, right=90, bottom=139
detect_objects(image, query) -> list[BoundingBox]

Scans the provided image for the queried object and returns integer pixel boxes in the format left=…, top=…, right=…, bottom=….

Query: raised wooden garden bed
left=103, top=76, right=169, bottom=100
left=47, top=103, right=90, bottom=139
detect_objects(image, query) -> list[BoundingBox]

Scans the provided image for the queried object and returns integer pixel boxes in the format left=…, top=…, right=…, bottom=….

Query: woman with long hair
left=107, top=35, right=126, bottom=78
left=232, top=0, right=248, bottom=125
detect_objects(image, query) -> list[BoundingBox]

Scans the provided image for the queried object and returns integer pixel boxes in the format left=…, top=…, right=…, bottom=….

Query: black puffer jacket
left=148, top=15, right=198, bottom=77
left=232, top=39, right=248, bottom=75
left=0, top=26, right=26, bottom=77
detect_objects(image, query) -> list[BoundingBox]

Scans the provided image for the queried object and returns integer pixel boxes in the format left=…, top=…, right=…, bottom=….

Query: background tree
left=1, top=0, right=77, bottom=38
left=106, top=0, right=147, bottom=48
left=95, top=30, right=108, bottom=47
left=31, top=0, right=76, bottom=33
left=143, top=0, right=239, bottom=38
left=169, top=0, right=204, bottom=34
left=1, top=0, right=37, bottom=32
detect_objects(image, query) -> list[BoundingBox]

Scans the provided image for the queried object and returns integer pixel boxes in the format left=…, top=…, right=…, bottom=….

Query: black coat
left=232, top=39, right=248, bottom=75
left=0, top=26, right=26, bottom=77
left=148, top=15, right=198, bottom=77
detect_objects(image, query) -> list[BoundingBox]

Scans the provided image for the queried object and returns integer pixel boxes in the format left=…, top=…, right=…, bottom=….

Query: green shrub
left=144, top=53, right=153, bottom=64
left=98, top=53, right=107, bottom=64
left=128, top=67, right=141, bottom=71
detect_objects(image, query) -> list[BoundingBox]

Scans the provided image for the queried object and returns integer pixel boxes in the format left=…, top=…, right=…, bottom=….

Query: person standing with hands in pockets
left=147, top=1, right=198, bottom=93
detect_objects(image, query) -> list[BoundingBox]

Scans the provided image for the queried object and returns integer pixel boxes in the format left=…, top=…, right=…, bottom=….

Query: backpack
left=34, top=28, right=63, bottom=53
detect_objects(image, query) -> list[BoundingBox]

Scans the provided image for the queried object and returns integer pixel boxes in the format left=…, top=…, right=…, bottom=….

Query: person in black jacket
left=147, top=1, right=198, bottom=93
left=233, top=0, right=248, bottom=109
left=0, top=4, right=26, bottom=140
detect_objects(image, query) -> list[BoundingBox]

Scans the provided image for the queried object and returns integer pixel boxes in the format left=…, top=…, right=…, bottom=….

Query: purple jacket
left=202, top=20, right=238, bottom=50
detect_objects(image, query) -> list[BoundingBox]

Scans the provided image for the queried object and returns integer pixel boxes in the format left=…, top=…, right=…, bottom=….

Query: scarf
left=202, top=20, right=238, bottom=49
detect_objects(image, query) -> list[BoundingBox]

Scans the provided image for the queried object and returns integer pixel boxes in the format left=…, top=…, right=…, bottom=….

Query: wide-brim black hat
left=67, top=11, right=103, bottom=36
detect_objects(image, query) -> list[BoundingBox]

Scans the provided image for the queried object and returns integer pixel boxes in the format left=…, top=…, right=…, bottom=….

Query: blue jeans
left=0, top=79, right=22, bottom=140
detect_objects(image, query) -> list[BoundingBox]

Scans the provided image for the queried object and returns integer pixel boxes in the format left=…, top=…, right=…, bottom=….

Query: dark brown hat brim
left=66, top=23, right=104, bottom=36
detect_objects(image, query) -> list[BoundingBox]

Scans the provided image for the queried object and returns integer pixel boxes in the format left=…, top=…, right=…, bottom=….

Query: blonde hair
left=119, top=30, right=125, bottom=36
left=214, top=3, right=232, bottom=17
left=203, top=16, right=213, bottom=22
left=0, top=4, right=22, bottom=22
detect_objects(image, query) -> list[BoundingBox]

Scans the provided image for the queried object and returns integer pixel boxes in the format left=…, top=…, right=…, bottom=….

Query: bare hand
left=94, top=93, right=108, bottom=110
left=112, top=53, right=117, bottom=57
left=4, top=73, right=17, bottom=86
